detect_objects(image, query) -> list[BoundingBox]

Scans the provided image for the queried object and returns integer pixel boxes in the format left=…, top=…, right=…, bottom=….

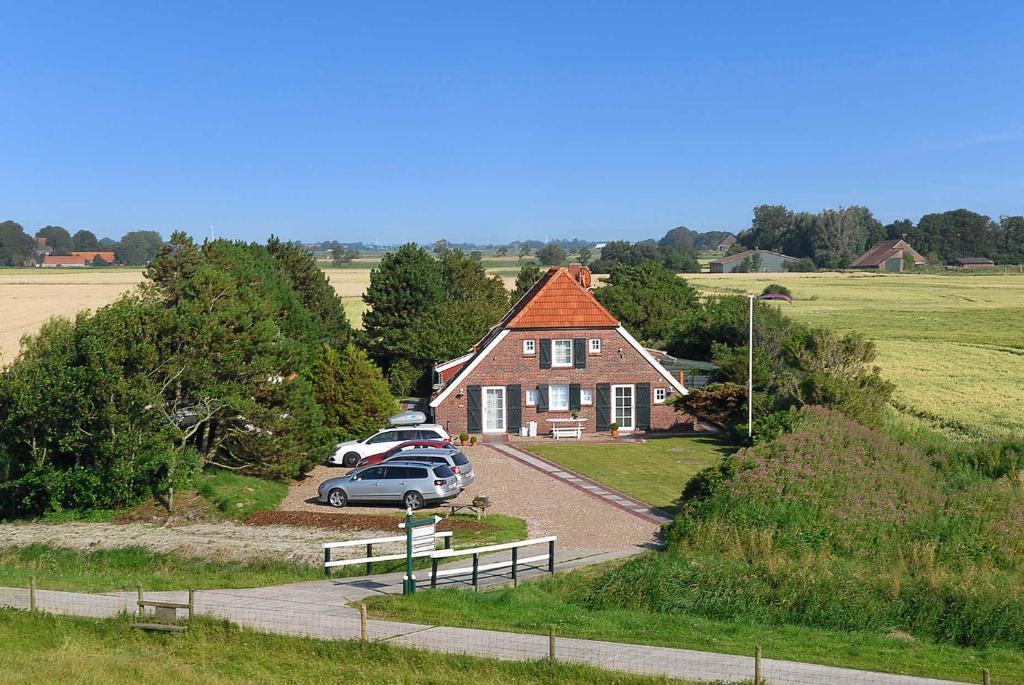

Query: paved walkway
left=1, top=567, right=971, bottom=685
left=487, top=442, right=674, bottom=524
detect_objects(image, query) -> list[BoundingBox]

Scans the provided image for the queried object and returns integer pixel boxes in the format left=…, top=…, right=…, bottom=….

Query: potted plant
left=609, top=422, right=620, bottom=438
left=469, top=435, right=478, bottom=446
left=459, top=431, right=469, bottom=446
left=570, top=409, right=579, bottom=419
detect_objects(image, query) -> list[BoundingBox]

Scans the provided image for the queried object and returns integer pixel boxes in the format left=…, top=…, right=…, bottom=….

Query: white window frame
left=523, top=339, right=536, bottom=355
left=526, top=389, right=539, bottom=406
left=580, top=388, right=594, bottom=406
left=552, top=340, right=573, bottom=367
left=589, top=338, right=602, bottom=354
left=482, top=386, right=506, bottom=434
left=611, top=384, right=635, bottom=431
left=654, top=388, right=667, bottom=404
left=549, top=384, right=570, bottom=411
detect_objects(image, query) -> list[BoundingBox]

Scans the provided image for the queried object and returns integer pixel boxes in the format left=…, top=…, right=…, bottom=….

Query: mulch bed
left=244, top=510, right=493, bottom=532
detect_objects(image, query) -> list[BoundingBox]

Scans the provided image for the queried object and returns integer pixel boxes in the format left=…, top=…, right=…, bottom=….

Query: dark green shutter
left=596, top=383, right=611, bottom=431
left=467, top=385, right=482, bottom=433
left=506, top=385, right=522, bottom=433
left=636, top=383, right=651, bottom=430
left=536, top=384, right=549, bottom=413
left=569, top=383, right=581, bottom=411
left=573, top=338, right=587, bottom=368
left=539, top=339, right=552, bottom=369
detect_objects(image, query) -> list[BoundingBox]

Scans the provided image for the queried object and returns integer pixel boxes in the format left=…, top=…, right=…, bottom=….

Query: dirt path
left=0, top=521, right=392, bottom=566
left=281, top=445, right=662, bottom=553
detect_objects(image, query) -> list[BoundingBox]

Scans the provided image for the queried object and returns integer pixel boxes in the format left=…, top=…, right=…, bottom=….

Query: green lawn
left=0, top=610, right=688, bottom=685
left=366, top=565, right=1024, bottom=685
left=527, top=436, right=733, bottom=513
left=197, top=470, right=289, bottom=520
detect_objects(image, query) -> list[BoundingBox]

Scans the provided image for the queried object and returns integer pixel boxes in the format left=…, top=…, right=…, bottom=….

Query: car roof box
left=388, top=410, right=427, bottom=426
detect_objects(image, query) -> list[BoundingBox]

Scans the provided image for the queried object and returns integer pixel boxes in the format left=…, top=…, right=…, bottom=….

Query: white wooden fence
left=322, top=531, right=452, bottom=576
left=424, top=536, right=557, bottom=588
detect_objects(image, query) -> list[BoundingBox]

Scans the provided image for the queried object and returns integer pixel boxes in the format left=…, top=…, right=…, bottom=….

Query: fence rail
left=323, top=531, right=452, bottom=575
left=425, top=535, right=557, bottom=588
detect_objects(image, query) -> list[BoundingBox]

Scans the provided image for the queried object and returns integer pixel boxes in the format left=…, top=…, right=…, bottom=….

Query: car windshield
left=433, top=465, right=454, bottom=478
left=452, top=453, right=469, bottom=466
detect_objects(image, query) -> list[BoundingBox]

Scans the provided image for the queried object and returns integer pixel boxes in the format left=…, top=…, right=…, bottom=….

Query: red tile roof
left=505, top=267, right=619, bottom=329
left=42, top=255, right=88, bottom=265
left=71, top=251, right=116, bottom=262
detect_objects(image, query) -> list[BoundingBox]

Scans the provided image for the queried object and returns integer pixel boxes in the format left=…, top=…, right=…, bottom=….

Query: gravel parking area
left=281, top=445, right=661, bottom=553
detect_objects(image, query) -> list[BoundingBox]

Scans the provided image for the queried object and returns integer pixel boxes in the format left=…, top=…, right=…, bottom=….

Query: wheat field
left=3, top=266, right=1021, bottom=440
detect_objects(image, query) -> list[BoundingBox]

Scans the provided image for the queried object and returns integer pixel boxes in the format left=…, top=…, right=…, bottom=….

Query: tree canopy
left=0, top=220, right=35, bottom=266
left=536, top=242, right=567, bottom=266
left=116, top=230, right=164, bottom=265
left=595, top=261, right=698, bottom=346
left=36, top=226, right=74, bottom=255
left=71, top=229, right=102, bottom=251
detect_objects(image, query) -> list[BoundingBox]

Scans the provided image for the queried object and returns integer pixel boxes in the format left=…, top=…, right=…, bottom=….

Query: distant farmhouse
left=851, top=240, right=926, bottom=273
left=715, top=234, right=737, bottom=251
left=41, top=251, right=117, bottom=267
left=709, top=249, right=798, bottom=273
left=949, top=257, right=995, bottom=269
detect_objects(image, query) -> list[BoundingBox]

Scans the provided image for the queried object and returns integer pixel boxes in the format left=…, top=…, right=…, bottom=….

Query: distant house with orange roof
left=430, top=265, right=694, bottom=437
left=40, top=251, right=116, bottom=267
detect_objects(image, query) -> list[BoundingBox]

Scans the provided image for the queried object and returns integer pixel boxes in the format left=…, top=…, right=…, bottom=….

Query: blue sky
left=2, top=2, right=1023, bottom=244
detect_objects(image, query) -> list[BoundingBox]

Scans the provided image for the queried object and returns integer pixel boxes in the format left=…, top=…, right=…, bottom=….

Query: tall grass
left=581, top=408, right=1024, bottom=649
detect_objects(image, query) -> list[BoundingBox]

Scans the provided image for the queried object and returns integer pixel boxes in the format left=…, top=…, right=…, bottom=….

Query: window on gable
left=654, top=388, right=667, bottom=404
left=552, top=340, right=572, bottom=367
left=549, top=385, right=570, bottom=411
left=589, top=338, right=602, bottom=354
left=580, top=388, right=593, bottom=405
left=523, top=339, right=536, bottom=355
left=526, top=389, right=539, bottom=406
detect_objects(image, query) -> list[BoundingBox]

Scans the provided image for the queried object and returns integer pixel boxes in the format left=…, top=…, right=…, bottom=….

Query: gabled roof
left=851, top=240, right=926, bottom=267
left=953, top=257, right=994, bottom=265
left=71, top=251, right=116, bottom=262
left=503, top=266, right=619, bottom=329
left=710, top=248, right=798, bottom=265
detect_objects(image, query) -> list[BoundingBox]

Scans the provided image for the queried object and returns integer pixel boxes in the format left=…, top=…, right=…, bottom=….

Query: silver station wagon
left=382, top=448, right=475, bottom=490
left=317, top=461, right=459, bottom=510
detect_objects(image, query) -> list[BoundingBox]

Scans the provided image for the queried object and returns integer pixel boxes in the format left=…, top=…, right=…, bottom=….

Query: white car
left=328, top=424, right=451, bottom=467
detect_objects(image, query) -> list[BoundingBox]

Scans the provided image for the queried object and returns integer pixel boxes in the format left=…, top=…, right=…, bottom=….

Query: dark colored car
left=381, top=448, right=474, bottom=489
left=357, top=439, right=455, bottom=468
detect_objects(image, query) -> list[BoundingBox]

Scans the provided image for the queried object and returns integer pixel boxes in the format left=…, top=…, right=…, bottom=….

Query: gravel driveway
left=281, top=445, right=661, bottom=553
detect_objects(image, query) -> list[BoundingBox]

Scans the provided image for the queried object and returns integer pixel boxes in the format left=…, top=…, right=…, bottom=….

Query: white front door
left=482, top=386, right=506, bottom=433
left=612, top=384, right=635, bottom=431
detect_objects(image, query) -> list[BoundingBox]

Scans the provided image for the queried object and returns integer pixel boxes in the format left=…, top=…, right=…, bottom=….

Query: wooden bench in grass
left=131, top=588, right=194, bottom=633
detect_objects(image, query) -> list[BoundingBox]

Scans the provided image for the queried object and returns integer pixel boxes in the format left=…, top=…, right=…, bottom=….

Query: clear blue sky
left=2, top=2, right=1023, bottom=244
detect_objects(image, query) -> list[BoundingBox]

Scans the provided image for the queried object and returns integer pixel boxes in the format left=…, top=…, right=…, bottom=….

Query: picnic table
left=548, top=417, right=586, bottom=440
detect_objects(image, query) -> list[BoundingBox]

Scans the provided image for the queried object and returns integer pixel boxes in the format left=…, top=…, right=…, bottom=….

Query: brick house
left=430, top=265, right=692, bottom=437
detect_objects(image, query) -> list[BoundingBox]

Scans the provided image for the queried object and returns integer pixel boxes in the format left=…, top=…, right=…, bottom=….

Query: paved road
left=1, top=566, right=972, bottom=685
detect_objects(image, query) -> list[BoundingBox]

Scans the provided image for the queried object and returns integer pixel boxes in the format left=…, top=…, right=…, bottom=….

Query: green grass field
left=527, top=436, right=731, bottom=512
left=367, top=563, right=1024, bottom=684
left=686, top=271, right=1024, bottom=441
left=0, top=611, right=687, bottom=685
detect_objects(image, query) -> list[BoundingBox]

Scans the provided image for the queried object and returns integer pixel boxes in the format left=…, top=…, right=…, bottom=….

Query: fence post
left=983, top=668, right=991, bottom=685
left=754, top=645, right=762, bottom=685
left=360, top=603, right=368, bottom=642
left=430, top=557, right=439, bottom=589
left=511, top=547, right=519, bottom=587
left=188, top=589, right=195, bottom=619
left=472, top=553, right=480, bottom=589
left=548, top=625, right=556, bottom=662
left=324, top=547, right=332, bottom=577
left=137, top=585, right=144, bottom=617
left=29, top=576, right=36, bottom=612
left=366, top=543, right=374, bottom=575
left=548, top=539, right=555, bottom=573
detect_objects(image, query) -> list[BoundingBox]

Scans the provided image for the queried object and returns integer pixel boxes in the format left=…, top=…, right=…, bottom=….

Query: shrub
left=761, top=283, right=792, bottom=297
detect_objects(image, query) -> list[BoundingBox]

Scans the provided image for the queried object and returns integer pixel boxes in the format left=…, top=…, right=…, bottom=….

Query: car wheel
left=342, top=452, right=360, bottom=467
left=327, top=489, right=348, bottom=508
left=403, top=491, right=424, bottom=510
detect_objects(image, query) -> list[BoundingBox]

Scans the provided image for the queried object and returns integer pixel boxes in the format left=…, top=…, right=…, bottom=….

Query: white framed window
left=549, top=384, right=570, bottom=411
left=552, top=340, right=573, bottom=367
left=526, top=389, right=539, bottom=406
left=654, top=388, right=667, bottom=404
left=589, top=338, right=602, bottom=354
left=523, top=339, right=536, bottom=355
left=580, top=388, right=593, bottom=405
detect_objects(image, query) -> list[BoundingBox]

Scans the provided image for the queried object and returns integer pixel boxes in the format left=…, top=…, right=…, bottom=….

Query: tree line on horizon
left=0, top=220, right=165, bottom=266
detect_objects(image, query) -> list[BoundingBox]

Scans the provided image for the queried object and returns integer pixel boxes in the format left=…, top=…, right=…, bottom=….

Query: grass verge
left=0, top=610, right=688, bottom=685
left=197, top=470, right=289, bottom=520
left=0, top=545, right=321, bottom=593
left=365, top=565, right=1024, bottom=685
left=526, top=436, right=732, bottom=513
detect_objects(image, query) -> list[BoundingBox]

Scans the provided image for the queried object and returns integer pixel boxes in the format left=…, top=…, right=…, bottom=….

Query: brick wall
left=434, top=327, right=694, bottom=435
